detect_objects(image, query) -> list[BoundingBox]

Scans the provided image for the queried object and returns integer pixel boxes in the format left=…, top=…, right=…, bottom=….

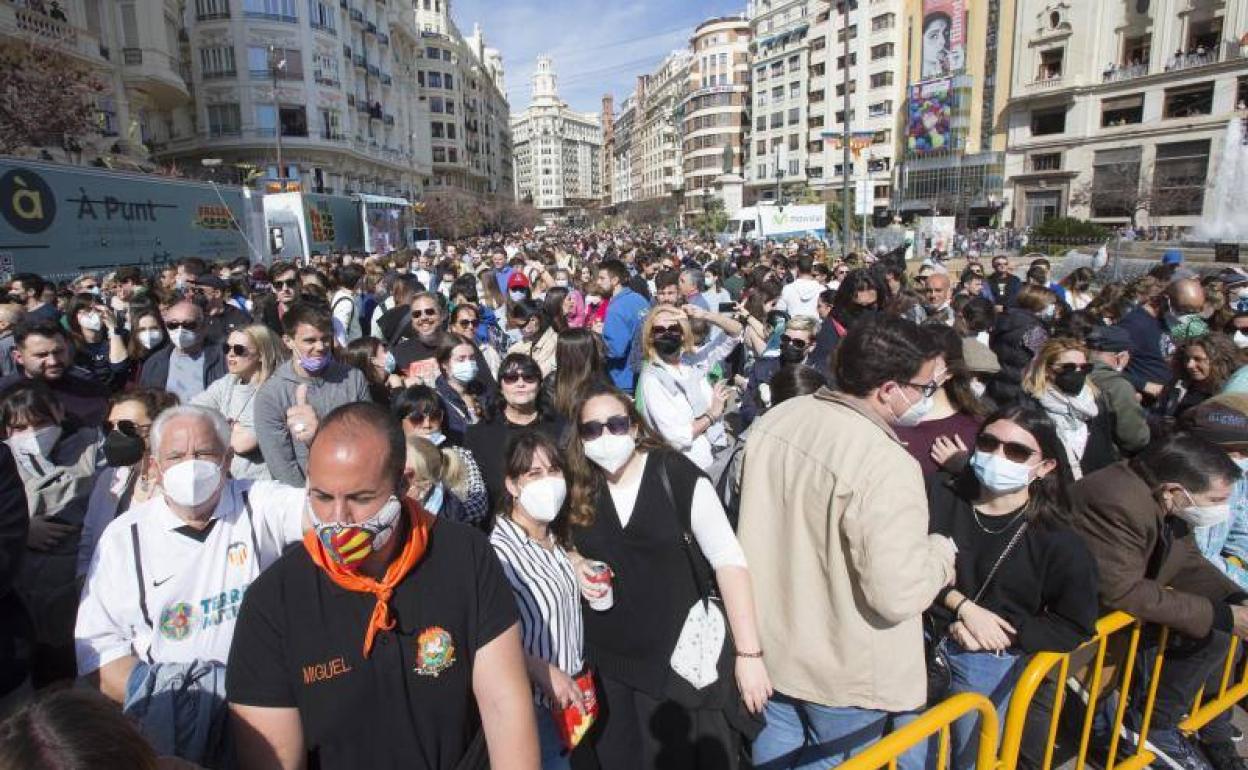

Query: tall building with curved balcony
left=682, top=15, right=751, bottom=212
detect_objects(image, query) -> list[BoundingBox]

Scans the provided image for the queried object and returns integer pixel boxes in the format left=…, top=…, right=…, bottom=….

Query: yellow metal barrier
left=1182, top=632, right=1248, bottom=734
left=838, top=692, right=1001, bottom=770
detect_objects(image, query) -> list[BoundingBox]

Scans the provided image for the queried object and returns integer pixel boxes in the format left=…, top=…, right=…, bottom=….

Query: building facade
left=511, top=55, right=602, bottom=213
left=745, top=0, right=816, bottom=202
left=1003, top=0, right=1248, bottom=230
left=632, top=50, right=692, bottom=201
left=611, top=95, right=636, bottom=206
left=1, top=0, right=510, bottom=201
left=682, top=16, right=751, bottom=211
left=895, top=0, right=1018, bottom=227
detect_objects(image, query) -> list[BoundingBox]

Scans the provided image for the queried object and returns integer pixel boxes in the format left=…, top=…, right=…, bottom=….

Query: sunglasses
left=165, top=321, right=199, bottom=331
left=780, top=335, right=809, bottom=349
left=651, top=324, right=683, bottom=337
left=413, top=307, right=440, bottom=318
left=223, top=343, right=255, bottom=357
left=455, top=318, right=479, bottom=328
left=273, top=279, right=299, bottom=290
left=1052, top=363, right=1093, bottom=375
left=976, top=433, right=1038, bottom=464
left=500, top=370, right=540, bottom=385
left=579, top=414, right=631, bottom=441
left=104, top=419, right=147, bottom=436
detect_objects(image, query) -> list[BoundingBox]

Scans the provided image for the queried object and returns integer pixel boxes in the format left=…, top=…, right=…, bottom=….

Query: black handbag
left=926, top=519, right=1029, bottom=704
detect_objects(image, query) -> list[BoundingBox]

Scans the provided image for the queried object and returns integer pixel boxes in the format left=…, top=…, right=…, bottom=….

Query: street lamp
left=839, top=0, right=851, bottom=260
left=269, top=45, right=287, bottom=186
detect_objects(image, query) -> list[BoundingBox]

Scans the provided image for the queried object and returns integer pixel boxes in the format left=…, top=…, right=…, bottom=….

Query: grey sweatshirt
left=253, top=360, right=373, bottom=485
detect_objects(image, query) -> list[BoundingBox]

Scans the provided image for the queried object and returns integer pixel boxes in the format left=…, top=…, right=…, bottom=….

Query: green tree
left=691, top=197, right=729, bottom=238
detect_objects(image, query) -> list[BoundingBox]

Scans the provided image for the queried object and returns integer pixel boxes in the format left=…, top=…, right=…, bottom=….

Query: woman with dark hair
left=989, top=284, right=1057, bottom=406
left=924, top=407, right=1098, bottom=769
left=1061, top=267, right=1097, bottom=311
left=490, top=431, right=586, bottom=769
left=1155, top=332, right=1245, bottom=426
left=0, top=688, right=167, bottom=770
left=828, top=268, right=883, bottom=337
left=542, top=285, right=572, bottom=333
left=897, top=324, right=990, bottom=475
left=508, top=299, right=558, bottom=377
left=343, top=336, right=403, bottom=406
left=431, top=332, right=486, bottom=436
left=465, top=352, right=563, bottom=508
left=1087, top=282, right=1132, bottom=326
left=565, top=383, right=770, bottom=769
left=65, top=292, right=129, bottom=391
left=391, top=384, right=488, bottom=524
left=550, top=328, right=608, bottom=422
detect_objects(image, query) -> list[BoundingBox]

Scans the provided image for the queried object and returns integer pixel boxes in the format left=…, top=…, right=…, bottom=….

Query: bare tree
left=0, top=41, right=104, bottom=155
left=1069, top=162, right=1150, bottom=225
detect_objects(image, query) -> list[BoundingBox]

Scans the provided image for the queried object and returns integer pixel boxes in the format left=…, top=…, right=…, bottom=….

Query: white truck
left=719, top=203, right=827, bottom=244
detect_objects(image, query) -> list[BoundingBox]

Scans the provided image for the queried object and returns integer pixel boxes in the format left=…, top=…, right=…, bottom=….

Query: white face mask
left=138, top=330, right=164, bottom=350
left=891, top=385, right=934, bottom=428
left=161, top=459, right=224, bottom=509
left=970, top=379, right=987, bottom=399
left=1235, top=330, right=1248, bottom=350
left=518, top=476, right=567, bottom=523
left=80, top=312, right=103, bottom=332
left=509, top=289, right=527, bottom=302
left=7, top=425, right=62, bottom=459
left=170, top=327, right=198, bottom=351
left=451, top=360, right=478, bottom=383
left=1173, top=488, right=1231, bottom=529
left=583, top=433, right=636, bottom=474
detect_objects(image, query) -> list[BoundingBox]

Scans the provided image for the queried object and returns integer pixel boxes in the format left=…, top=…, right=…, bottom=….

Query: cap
left=507, top=272, right=531, bottom=290
left=1179, top=394, right=1248, bottom=447
left=1162, top=249, right=1183, bottom=265
left=961, top=338, right=1001, bottom=375
left=1086, top=325, right=1132, bottom=354
left=192, top=275, right=228, bottom=290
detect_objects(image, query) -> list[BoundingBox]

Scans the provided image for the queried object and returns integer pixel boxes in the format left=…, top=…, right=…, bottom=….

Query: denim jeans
left=536, top=704, right=572, bottom=770
left=941, top=642, right=1026, bottom=770
left=752, top=692, right=926, bottom=770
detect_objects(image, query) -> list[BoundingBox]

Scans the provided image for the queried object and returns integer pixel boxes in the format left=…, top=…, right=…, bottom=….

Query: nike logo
left=153, top=575, right=175, bottom=587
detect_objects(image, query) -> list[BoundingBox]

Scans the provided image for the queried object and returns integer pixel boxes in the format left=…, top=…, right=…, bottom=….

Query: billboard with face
left=921, top=0, right=965, bottom=81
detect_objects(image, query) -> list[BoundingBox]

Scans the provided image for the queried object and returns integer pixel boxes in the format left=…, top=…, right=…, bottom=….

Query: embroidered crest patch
left=414, top=626, right=456, bottom=677
left=159, top=601, right=195, bottom=641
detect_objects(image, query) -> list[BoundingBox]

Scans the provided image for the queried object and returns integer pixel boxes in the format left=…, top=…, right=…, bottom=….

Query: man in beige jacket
left=740, top=315, right=956, bottom=769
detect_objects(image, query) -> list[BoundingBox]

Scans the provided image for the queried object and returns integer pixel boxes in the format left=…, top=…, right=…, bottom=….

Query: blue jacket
left=602, top=288, right=650, bottom=392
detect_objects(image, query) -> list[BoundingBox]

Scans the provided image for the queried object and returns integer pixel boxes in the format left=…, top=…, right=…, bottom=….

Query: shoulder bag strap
left=971, top=520, right=1030, bottom=603
left=655, top=454, right=716, bottom=603
left=241, top=490, right=263, bottom=566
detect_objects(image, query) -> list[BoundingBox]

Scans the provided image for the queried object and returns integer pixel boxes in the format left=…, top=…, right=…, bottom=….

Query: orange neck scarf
left=303, top=500, right=434, bottom=657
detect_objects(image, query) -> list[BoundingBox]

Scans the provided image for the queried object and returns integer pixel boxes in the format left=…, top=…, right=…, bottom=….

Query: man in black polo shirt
left=227, top=402, right=538, bottom=770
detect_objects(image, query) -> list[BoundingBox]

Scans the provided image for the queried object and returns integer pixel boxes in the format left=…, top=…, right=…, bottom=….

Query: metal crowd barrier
left=841, top=611, right=1247, bottom=770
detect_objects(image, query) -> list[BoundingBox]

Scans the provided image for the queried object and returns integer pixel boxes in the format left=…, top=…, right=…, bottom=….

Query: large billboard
left=907, top=79, right=955, bottom=154
left=920, top=0, right=965, bottom=81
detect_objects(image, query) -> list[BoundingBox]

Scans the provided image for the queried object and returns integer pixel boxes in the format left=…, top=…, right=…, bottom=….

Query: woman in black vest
left=565, top=383, right=770, bottom=769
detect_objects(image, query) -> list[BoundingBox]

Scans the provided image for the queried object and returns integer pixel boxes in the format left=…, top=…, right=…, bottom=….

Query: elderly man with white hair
left=75, top=405, right=307, bottom=765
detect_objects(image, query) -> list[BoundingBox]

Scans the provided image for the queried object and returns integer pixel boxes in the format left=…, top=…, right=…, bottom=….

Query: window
left=756, top=116, right=766, bottom=131
left=442, top=50, right=452, bottom=61
left=1038, top=48, right=1064, bottom=80
left=1122, top=34, right=1151, bottom=67
left=811, top=37, right=826, bottom=52
left=444, top=73, right=453, bottom=90
left=870, top=43, right=894, bottom=61
left=870, top=13, right=894, bottom=31
left=809, top=139, right=823, bottom=153
left=1030, top=152, right=1062, bottom=171
left=836, top=53, right=857, bottom=69
left=431, top=122, right=444, bottom=139
left=446, top=124, right=456, bottom=139
left=280, top=106, right=307, bottom=137
left=869, top=71, right=893, bottom=88
left=788, top=134, right=799, bottom=151
left=200, top=45, right=235, bottom=78
left=770, top=112, right=783, bottom=129
left=313, top=51, right=339, bottom=84
left=787, top=55, right=799, bottom=71
left=756, top=140, right=766, bottom=154
left=1163, top=82, right=1214, bottom=118
left=1091, top=147, right=1141, bottom=218
left=445, top=100, right=455, bottom=115
left=1030, top=106, right=1067, bottom=135
left=425, top=46, right=440, bottom=59
left=248, top=46, right=301, bottom=79
left=1239, top=77, right=1248, bottom=109
left=1152, top=140, right=1210, bottom=216
left=772, top=86, right=784, bottom=101
left=428, top=71, right=442, bottom=88
left=868, top=100, right=892, bottom=117
left=1101, top=94, right=1144, bottom=127
left=196, top=0, right=229, bottom=19
left=788, top=160, right=800, bottom=176
left=243, top=0, right=297, bottom=21
left=308, top=0, right=335, bottom=31
left=255, top=104, right=277, bottom=133
left=758, top=92, right=768, bottom=107
left=835, top=81, right=856, bottom=97
left=319, top=108, right=340, bottom=139
left=836, top=24, right=857, bottom=42
left=755, top=66, right=767, bottom=81
left=430, top=96, right=444, bottom=113
left=789, top=82, right=800, bottom=99
left=207, top=103, right=240, bottom=136
left=433, top=147, right=446, bottom=163
left=788, top=107, right=800, bottom=125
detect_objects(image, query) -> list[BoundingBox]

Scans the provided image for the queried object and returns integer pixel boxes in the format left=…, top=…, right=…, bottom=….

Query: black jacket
left=202, top=304, right=252, bottom=344
left=989, top=309, right=1049, bottom=406
left=138, top=343, right=227, bottom=393
left=0, top=444, right=28, bottom=696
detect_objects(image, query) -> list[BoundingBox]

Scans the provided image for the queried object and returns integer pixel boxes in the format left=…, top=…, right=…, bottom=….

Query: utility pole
left=861, top=150, right=871, bottom=251
left=270, top=45, right=286, bottom=186
left=840, top=0, right=851, bottom=259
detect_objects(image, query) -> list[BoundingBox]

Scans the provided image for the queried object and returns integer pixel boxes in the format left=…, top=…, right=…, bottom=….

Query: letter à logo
left=0, top=169, right=56, bottom=234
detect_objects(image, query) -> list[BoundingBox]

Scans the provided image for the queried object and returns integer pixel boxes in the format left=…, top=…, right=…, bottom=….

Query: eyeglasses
left=902, top=379, right=943, bottom=398
left=1052, top=363, right=1093, bottom=375
left=975, top=433, right=1038, bottom=464
left=165, top=321, right=199, bottom=331
left=455, top=318, right=479, bottom=328
left=273, top=279, right=299, bottom=290
left=579, top=414, right=631, bottom=441
left=223, top=343, right=255, bottom=357
left=651, top=324, right=683, bottom=337
left=500, top=370, right=540, bottom=385
left=780, top=335, right=809, bottom=349
left=104, top=419, right=149, bottom=436
left=413, top=307, right=440, bottom=318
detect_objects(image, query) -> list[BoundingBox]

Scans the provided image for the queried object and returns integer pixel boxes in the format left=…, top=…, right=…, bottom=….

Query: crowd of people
left=2, top=231, right=1248, bottom=770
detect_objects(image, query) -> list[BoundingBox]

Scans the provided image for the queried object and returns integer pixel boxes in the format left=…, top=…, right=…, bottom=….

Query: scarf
left=1037, top=386, right=1099, bottom=478
left=303, top=500, right=434, bottom=657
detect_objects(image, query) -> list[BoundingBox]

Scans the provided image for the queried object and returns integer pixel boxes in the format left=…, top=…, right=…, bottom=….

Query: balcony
left=1164, top=42, right=1243, bottom=72
left=320, top=131, right=347, bottom=142
left=349, top=8, right=364, bottom=23
left=1103, top=62, right=1149, bottom=83
left=366, top=21, right=377, bottom=34
left=314, top=75, right=339, bottom=87
left=1028, top=73, right=1065, bottom=90
left=121, top=47, right=191, bottom=108
left=352, top=54, right=366, bottom=68
left=311, top=21, right=336, bottom=35
left=197, top=10, right=230, bottom=20
left=367, top=64, right=380, bottom=77
left=380, top=73, right=392, bottom=86
left=243, top=11, right=297, bottom=22
left=202, top=69, right=237, bottom=80
left=123, top=48, right=143, bottom=65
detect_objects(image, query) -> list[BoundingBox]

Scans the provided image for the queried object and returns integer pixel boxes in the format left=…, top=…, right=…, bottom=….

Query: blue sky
left=453, top=0, right=748, bottom=114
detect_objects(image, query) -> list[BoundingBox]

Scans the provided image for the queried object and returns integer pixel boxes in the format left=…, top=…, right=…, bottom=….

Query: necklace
left=972, top=505, right=1026, bottom=535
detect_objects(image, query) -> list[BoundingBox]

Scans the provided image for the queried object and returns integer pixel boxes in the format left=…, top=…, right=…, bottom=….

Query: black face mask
left=1054, top=370, right=1088, bottom=397
left=779, top=342, right=805, bottom=365
left=653, top=333, right=684, bottom=357
left=102, top=429, right=145, bottom=468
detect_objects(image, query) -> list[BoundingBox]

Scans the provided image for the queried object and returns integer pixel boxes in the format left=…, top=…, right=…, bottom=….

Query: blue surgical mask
left=423, top=482, right=445, bottom=515
left=383, top=351, right=397, bottom=374
left=426, top=431, right=446, bottom=446
left=971, top=451, right=1034, bottom=493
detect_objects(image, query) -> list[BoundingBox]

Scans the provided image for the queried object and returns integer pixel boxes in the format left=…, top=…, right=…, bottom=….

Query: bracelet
left=735, top=650, right=764, bottom=658
left=953, top=597, right=971, bottom=619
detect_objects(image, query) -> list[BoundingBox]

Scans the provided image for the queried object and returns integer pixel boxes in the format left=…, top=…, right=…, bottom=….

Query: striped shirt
left=489, top=515, right=584, bottom=706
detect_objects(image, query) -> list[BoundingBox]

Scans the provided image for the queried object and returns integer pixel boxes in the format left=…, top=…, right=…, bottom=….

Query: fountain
left=1194, top=115, right=1248, bottom=250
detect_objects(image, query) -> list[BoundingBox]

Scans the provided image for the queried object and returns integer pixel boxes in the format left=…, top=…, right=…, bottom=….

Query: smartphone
left=718, top=302, right=736, bottom=313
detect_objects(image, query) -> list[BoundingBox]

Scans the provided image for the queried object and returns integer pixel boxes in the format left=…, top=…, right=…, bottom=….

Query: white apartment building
left=633, top=50, right=691, bottom=201
left=1003, top=0, right=1248, bottom=229
left=682, top=15, right=751, bottom=212
left=746, top=0, right=816, bottom=202
left=611, top=95, right=636, bottom=206
left=809, top=0, right=906, bottom=221
left=511, top=56, right=602, bottom=212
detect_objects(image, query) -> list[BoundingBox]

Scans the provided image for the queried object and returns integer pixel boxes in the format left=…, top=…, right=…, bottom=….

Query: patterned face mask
left=308, top=496, right=403, bottom=569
